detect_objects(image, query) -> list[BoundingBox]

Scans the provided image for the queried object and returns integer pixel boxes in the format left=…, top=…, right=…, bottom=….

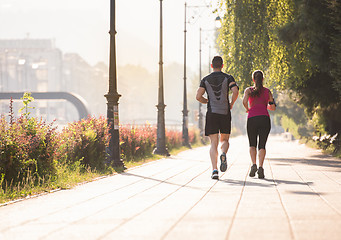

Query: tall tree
left=278, top=0, right=341, bottom=135
left=218, top=0, right=341, bottom=140
left=328, top=0, right=341, bottom=98
left=218, top=0, right=293, bottom=90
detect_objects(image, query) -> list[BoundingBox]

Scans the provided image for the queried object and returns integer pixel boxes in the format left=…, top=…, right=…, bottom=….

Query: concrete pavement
left=0, top=135, right=340, bottom=240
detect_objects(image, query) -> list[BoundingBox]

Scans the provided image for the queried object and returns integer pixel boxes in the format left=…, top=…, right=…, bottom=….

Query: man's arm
left=196, top=87, right=208, bottom=104
left=229, top=82, right=239, bottom=110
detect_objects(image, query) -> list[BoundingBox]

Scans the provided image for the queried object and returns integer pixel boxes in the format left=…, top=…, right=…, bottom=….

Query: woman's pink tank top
left=248, top=87, right=270, bottom=118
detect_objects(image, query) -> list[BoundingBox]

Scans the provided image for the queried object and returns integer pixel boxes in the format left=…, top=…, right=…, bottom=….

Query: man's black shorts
left=205, top=111, right=231, bottom=136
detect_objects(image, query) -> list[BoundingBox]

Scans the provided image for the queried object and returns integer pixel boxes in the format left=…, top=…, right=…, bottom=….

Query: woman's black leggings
left=247, top=115, right=271, bottom=150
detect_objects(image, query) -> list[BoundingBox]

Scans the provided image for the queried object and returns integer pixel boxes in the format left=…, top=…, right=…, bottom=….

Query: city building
left=0, top=38, right=108, bottom=125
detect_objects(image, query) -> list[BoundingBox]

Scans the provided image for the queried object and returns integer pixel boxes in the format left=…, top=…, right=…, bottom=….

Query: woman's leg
left=258, top=116, right=271, bottom=167
left=247, top=118, right=258, bottom=164
left=258, top=149, right=266, bottom=167
left=249, top=147, right=257, bottom=165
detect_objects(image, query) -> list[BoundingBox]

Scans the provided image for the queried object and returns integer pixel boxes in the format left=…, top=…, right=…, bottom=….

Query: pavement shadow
left=310, top=153, right=336, bottom=159
left=263, top=178, right=314, bottom=186
left=268, top=157, right=341, bottom=172
left=220, top=178, right=312, bottom=188
left=219, top=179, right=273, bottom=188
left=121, top=172, right=203, bottom=190
left=286, top=190, right=324, bottom=196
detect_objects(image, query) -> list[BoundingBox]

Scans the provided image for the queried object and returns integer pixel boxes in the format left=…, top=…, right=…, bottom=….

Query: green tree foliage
left=218, top=0, right=293, bottom=90
left=277, top=0, right=341, bottom=137
left=218, top=0, right=341, bottom=147
left=276, top=91, right=314, bottom=138
left=328, top=0, right=341, bottom=98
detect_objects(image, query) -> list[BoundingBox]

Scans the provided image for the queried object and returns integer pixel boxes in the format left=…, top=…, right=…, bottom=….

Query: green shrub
left=57, top=116, right=109, bottom=170
left=165, top=129, right=182, bottom=150
left=120, top=124, right=156, bottom=161
left=0, top=115, right=57, bottom=186
left=119, top=125, right=200, bottom=162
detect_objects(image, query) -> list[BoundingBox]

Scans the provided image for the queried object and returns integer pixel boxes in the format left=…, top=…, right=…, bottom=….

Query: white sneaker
left=211, top=170, right=219, bottom=180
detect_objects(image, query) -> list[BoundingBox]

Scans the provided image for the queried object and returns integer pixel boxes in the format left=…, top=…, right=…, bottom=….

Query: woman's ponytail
left=250, top=70, right=264, bottom=97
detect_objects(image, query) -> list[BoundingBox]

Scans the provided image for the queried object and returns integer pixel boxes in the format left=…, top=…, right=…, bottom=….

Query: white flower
left=330, top=133, right=338, bottom=144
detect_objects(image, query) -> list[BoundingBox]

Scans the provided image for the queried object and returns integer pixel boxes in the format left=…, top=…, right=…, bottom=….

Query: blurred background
left=1, top=0, right=340, bottom=150
left=0, top=0, right=222, bottom=130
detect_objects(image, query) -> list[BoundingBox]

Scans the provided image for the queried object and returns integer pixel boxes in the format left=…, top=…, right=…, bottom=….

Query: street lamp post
left=182, top=2, right=190, bottom=148
left=183, top=3, right=210, bottom=146
left=198, top=27, right=204, bottom=138
left=153, top=0, right=169, bottom=156
left=105, top=0, right=125, bottom=168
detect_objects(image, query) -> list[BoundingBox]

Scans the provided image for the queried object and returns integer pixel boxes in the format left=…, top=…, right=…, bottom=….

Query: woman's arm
left=242, top=88, right=250, bottom=113
left=267, top=91, right=276, bottom=111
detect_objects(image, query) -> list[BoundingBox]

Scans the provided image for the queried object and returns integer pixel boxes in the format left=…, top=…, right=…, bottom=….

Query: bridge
left=0, top=92, right=89, bottom=120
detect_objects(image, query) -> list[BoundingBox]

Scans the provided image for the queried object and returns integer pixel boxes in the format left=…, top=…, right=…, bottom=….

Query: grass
left=321, top=147, right=341, bottom=158
left=123, top=154, right=162, bottom=169
left=0, top=161, right=112, bottom=205
left=0, top=142, right=207, bottom=205
left=298, top=137, right=341, bottom=159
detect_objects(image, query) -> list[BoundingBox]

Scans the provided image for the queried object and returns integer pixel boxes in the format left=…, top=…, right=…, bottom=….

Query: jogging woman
left=242, top=70, right=276, bottom=178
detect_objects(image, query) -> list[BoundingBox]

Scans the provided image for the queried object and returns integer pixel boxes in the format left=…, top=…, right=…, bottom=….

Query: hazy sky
left=0, top=0, right=220, bottom=72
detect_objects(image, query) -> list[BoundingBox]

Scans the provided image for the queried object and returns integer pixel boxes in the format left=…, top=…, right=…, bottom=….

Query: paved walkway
left=1, top=135, right=341, bottom=240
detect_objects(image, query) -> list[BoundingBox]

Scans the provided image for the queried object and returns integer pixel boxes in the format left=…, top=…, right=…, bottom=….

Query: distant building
left=0, top=39, right=63, bottom=92
left=0, top=38, right=108, bottom=124
left=63, top=53, right=107, bottom=118
left=0, top=39, right=65, bottom=122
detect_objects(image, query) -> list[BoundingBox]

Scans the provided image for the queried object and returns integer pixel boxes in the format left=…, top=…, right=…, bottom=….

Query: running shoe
left=249, top=164, right=257, bottom=177
left=258, top=167, right=265, bottom=179
left=211, top=170, right=219, bottom=180
left=220, top=152, right=227, bottom=172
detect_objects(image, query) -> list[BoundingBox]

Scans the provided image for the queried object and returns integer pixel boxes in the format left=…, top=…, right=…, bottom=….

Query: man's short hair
left=212, top=56, right=223, bottom=68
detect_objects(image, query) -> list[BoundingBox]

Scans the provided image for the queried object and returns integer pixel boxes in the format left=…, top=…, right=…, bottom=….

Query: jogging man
left=196, top=56, right=239, bottom=180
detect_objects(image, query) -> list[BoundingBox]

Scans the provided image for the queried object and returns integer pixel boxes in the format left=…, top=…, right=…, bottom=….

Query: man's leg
left=218, top=111, right=231, bottom=172
left=208, top=134, right=219, bottom=170
left=219, top=133, right=230, bottom=172
left=220, top=133, right=230, bottom=154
